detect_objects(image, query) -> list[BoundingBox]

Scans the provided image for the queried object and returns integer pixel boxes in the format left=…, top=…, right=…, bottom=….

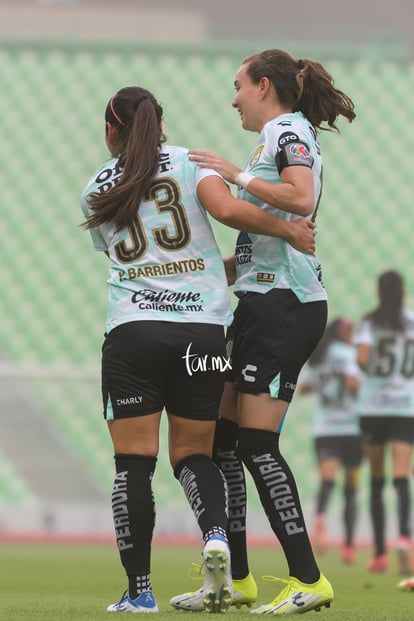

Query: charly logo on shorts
left=241, top=364, right=257, bottom=383
left=116, top=396, right=143, bottom=406
left=182, top=342, right=232, bottom=376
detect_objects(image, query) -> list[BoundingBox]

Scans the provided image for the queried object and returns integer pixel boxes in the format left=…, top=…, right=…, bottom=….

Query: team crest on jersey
left=248, top=145, right=264, bottom=168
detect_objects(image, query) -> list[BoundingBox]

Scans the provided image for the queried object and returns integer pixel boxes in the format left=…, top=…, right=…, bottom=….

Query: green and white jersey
left=234, top=112, right=327, bottom=303
left=354, top=309, right=414, bottom=417
left=300, top=341, right=360, bottom=437
left=81, top=145, right=232, bottom=333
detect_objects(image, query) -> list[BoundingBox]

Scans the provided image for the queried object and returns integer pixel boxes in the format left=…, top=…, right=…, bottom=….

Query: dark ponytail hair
left=242, top=49, right=355, bottom=132
left=365, top=270, right=404, bottom=331
left=83, top=86, right=166, bottom=231
left=308, top=317, right=353, bottom=367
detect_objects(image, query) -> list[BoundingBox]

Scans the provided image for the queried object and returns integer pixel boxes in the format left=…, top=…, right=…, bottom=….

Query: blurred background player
left=81, top=85, right=315, bottom=613
left=298, top=318, right=362, bottom=564
left=354, top=270, right=414, bottom=575
left=398, top=575, right=414, bottom=591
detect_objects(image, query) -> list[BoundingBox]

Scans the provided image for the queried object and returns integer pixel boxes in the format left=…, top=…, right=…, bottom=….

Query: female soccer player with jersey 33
left=171, top=49, right=355, bottom=615
left=81, top=86, right=315, bottom=613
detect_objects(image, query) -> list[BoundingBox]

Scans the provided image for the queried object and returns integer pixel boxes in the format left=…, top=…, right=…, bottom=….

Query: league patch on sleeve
left=276, top=132, right=313, bottom=172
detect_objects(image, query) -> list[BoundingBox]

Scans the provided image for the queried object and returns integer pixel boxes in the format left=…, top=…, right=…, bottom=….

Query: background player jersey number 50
left=373, top=336, right=414, bottom=378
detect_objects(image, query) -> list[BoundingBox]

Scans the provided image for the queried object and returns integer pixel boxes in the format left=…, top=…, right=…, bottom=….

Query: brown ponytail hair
left=242, top=49, right=356, bottom=131
left=83, top=86, right=166, bottom=231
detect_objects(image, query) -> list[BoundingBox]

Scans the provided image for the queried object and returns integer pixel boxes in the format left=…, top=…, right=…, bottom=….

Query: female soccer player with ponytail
left=171, top=48, right=355, bottom=615
left=81, top=85, right=315, bottom=613
left=354, top=270, right=414, bottom=576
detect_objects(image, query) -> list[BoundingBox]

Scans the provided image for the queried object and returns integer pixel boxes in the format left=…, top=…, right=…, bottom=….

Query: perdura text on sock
left=217, top=450, right=246, bottom=533
left=112, top=471, right=133, bottom=550
left=179, top=466, right=206, bottom=519
left=253, top=453, right=304, bottom=535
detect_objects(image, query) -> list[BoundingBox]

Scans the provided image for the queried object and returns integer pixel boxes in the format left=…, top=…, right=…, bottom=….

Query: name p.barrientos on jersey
left=118, top=257, right=206, bottom=314
left=118, top=257, right=205, bottom=281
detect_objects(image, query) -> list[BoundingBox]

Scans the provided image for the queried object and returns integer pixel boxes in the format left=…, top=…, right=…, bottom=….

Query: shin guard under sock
left=113, top=454, right=157, bottom=598
left=213, top=417, right=249, bottom=579
left=237, top=427, right=319, bottom=583
left=174, top=454, right=228, bottom=540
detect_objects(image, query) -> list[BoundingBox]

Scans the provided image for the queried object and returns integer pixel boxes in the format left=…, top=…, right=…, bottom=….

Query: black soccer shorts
left=226, top=289, right=327, bottom=401
left=360, top=416, right=414, bottom=445
left=101, top=320, right=228, bottom=421
left=314, top=435, right=364, bottom=468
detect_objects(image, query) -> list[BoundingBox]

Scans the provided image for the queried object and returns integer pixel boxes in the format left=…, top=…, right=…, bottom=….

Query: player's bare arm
left=189, top=149, right=314, bottom=217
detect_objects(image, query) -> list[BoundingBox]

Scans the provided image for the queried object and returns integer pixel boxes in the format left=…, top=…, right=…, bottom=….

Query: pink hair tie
left=109, top=96, right=126, bottom=126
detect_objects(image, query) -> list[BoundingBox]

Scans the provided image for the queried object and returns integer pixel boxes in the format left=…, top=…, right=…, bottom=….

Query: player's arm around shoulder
left=196, top=174, right=315, bottom=255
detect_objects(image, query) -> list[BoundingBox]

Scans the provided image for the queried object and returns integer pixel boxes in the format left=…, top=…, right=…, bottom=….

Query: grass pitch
left=0, top=541, right=413, bottom=620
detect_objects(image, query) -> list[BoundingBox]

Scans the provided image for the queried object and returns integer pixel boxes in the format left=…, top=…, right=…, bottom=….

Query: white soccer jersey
left=300, top=341, right=360, bottom=437
left=81, top=145, right=233, bottom=333
left=234, top=112, right=327, bottom=303
left=353, top=309, right=414, bottom=417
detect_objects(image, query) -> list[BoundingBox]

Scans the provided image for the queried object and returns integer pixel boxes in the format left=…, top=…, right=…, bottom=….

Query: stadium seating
left=0, top=40, right=410, bottom=538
